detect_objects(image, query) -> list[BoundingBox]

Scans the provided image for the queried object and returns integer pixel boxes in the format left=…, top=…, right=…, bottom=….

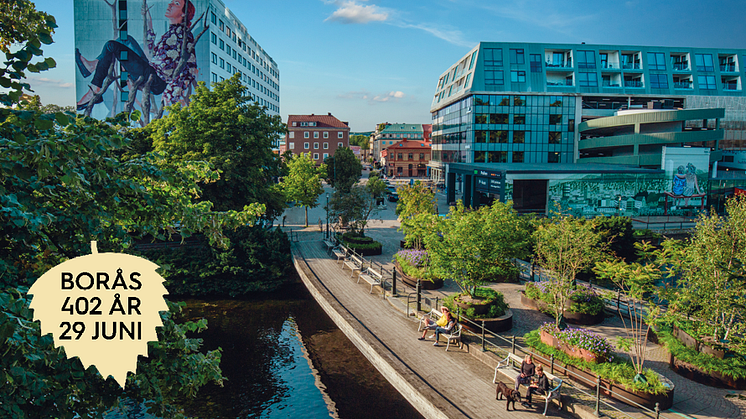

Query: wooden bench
left=322, top=239, right=336, bottom=253
left=417, top=308, right=442, bottom=333
left=493, top=352, right=562, bottom=416
left=438, top=323, right=462, bottom=352
left=357, top=266, right=383, bottom=293
left=343, top=254, right=364, bottom=278
left=332, top=247, right=347, bottom=264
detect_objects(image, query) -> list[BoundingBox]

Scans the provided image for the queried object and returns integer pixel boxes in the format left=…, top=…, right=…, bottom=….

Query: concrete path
left=282, top=174, right=746, bottom=419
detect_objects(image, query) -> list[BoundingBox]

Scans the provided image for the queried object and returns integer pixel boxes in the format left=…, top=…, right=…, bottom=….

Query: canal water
left=178, top=279, right=424, bottom=419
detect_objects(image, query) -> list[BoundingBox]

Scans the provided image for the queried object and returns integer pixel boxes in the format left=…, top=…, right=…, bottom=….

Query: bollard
left=416, top=279, right=422, bottom=313
left=550, top=354, right=555, bottom=375
left=655, top=402, right=660, bottom=419
left=595, top=375, right=601, bottom=416
left=481, top=321, right=486, bottom=352
left=511, top=335, right=516, bottom=358
left=392, top=268, right=397, bottom=296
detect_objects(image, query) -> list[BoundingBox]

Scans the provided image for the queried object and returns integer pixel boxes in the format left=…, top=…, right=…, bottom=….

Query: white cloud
left=393, top=22, right=474, bottom=48
left=339, top=89, right=406, bottom=103
left=325, top=0, right=388, bottom=24
left=25, top=77, right=74, bottom=89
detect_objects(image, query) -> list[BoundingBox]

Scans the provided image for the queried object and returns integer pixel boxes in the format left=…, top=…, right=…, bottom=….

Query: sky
left=28, top=0, right=746, bottom=132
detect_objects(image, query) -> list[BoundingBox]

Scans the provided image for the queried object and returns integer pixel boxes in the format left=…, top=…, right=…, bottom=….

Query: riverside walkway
left=283, top=177, right=746, bottom=419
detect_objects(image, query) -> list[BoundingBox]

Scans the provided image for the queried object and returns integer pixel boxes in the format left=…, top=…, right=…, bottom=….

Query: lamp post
left=325, top=193, right=330, bottom=239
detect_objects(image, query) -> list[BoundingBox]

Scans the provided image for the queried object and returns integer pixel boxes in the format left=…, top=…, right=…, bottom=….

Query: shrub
left=539, top=322, right=614, bottom=361
left=525, top=282, right=604, bottom=315
left=341, top=232, right=374, bottom=244
left=443, top=287, right=508, bottom=319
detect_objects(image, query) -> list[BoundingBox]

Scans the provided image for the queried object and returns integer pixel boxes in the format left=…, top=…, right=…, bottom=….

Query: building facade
left=286, top=113, right=351, bottom=165
left=74, top=0, right=279, bottom=122
left=372, top=123, right=426, bottom=164
left=381, top=140, right=432, bottom=178
left=429, top=41, right=746, bottom=185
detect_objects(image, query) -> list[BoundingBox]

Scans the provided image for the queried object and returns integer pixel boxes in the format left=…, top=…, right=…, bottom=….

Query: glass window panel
left=513, top=131, right=525, bottom=144
left=695, top=54, right=714, bottom=71
left=577, top=50, right=596, bottom=69
left=484, top=48, right=503, bottom=66
left=510, top=48, right=524, bottom=65
left=513, top=151, right=524, bottom=163
left=647, top=52, right=666, bottom=70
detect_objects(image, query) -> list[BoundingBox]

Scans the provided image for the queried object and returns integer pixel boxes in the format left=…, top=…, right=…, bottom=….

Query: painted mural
left=74, top=0, right=209, bottom=125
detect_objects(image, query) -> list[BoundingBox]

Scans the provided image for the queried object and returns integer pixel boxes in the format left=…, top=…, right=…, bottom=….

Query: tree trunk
left=304, top=206, right=308, bottom=227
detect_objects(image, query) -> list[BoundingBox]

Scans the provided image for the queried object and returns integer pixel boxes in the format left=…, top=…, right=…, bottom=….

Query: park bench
left=343, top=253, right=364, bottom=278
left=332, top=247, right=347, bottom=264
left=437, top=323, right=462, bottom=352
left=493, top=352, right=562, bottom=416
left=417, top=308, right=442, bottom=333
left=357, top=266, right=383, bottom=293
left=322, top=239, right=336, bottom=254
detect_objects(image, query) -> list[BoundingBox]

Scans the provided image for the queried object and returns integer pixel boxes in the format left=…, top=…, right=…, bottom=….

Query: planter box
left=539, top=330, right=605, bottom=363
left=532, top=355, right=675, bottom=410
left=520, top=292, right=605, bottom=326
left=394, top=262, right=443, bottom=290
left=669, top=352, right=746, bottom=390
left=459, top=308, right=513, bottom=334
left=672, top=324, right=732, bottom=360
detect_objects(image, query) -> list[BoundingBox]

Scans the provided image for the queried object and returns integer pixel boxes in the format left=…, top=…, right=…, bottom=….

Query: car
left=387, top=192, right=399, bottom=202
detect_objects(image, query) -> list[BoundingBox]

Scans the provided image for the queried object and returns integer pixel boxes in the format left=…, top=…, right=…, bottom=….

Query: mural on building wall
left=661, top=146, right=710, bottom=213
left=75, top=0, right=208, bottom=125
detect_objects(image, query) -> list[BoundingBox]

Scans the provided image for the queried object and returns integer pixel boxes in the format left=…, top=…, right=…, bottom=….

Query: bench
left=322, top=239, right=336, bottom=253
left=418, top=308, right=442, bottom=333
left=343, top=254, right=364, bottom=278
left=438, top=323, right=462, bottom=352
left=493, top=352, right=562, bottom=416
left=332, top=247, right=347, bottom=264
left=357, top=266, right=383, bottom=293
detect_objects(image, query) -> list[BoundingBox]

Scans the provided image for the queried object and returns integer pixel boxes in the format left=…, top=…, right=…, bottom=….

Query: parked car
left=387, top=192, right=399, bottom=202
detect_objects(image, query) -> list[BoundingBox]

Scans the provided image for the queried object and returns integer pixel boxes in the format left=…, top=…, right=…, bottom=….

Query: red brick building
left=286, top=113, right=350, bottom=164
left=381, top=140, right=432, bottom=177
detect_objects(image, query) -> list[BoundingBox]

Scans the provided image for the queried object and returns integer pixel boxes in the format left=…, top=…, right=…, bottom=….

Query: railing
left=601, top=81, right=621, bottom=87
left=547, top=80, right=574, bottom=86
left=624, top=80, right=643, bottom=88
left=723, top=84, right=739, bottom=91
left=601, top=63, right=619, bottom=69
left=674, top=82, right=692, bottom=89
left=334, top=240, right=394, bottom=300
left=622, top=63, right=641, bottom=70
left=672, top=63, right=689, bottom=71
left=720, top=64, right=736, bottom=72
left=546, top=61, right=572, bottom=68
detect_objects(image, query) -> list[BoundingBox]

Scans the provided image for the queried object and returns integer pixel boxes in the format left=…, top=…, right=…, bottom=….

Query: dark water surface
left=178, top=280, right=424, bottom=419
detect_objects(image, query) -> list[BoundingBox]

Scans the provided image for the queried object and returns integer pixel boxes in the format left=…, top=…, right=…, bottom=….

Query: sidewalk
left=282, top=181, right=746, bottom=419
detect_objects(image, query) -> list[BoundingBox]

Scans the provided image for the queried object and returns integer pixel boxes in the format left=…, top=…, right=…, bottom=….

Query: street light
left=326, top=193, right=330, bottom=239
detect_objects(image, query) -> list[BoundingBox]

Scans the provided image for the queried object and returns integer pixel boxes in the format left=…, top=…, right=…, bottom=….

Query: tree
left=396, top=181, right=436, bottom=249
left=282, top=153, right=326, bottom=227
left=595, top=242, right=662, bottom=381
left=324, top=147, right=362, bottom=193
left=349, top=134, right=370, bottom=150
left=425, top=201, right=531, bottom=297
left=329, top=177, right=386, bottom=236
left=149, top=73, right=286, bottom=219
left=533, top=213, right=605, bottom=327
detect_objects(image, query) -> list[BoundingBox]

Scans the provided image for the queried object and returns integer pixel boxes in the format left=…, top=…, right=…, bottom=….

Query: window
left=549, top=114, right=562, bottom=125
left=490, top=131, right=508, bottom=143
left=512, top=151, right=524, bottom=163
left=647, top=52, right=666, bottom=70
left=514, top=96, right=526, bottom=106
left=211, top=12, right=217, bottom=24
left=397, top=167, right=403, bottom=174
left=513, top=131, right=525, bottom=144
left=211, top=53, right=217, bottom=64
left=510, top=70, right=526, bottom=83
left=219, top=58, right=224, bottom=69
left=323, top=132, right=329, bottom=138
left=398, top=153, right=403, bottom=160
left=304, top=132, right=309, bottom=138
left=226, top=45, right=231, bottom=56
left=219, top=20, right=224, bottom=31
left=314, top=132, right=319, bottom=139
left=338, top=142, right=343, bottom=147
left=475, top=114, right=488, bottom=124
left=289, top=142, right=294, bottom=150
left=219, top=39, right=224, bottom=50
left=488, top=151, right=508, bottom=163
left=313, top=153, right=319, bottom=160
left=314, top=142, right=319, bottom=149
left=497, top=96, right=510, bottom=106
left=578, top=72, right=598, bottom=87
left=650, top=73, right=669, bottom=89
left=289, top=132, right=294, bottom=139
left=490, top=113, right=509, bottom=124
left=304, top=142, right=309, bottom=149
left=323, top=153, right=329, bottom=159
left=510, top=48, right=524, bottom=65
left=483, top=48, right=503, bottom=66
left=468, top=52, right=476, bottom=69
left=530, top=54, right=542, bottom=72
left=211, top=32, right=217, bottom=44
left=338, top=132, right=344, bottom=138
left=408, top=153, right=413, bottom=160
left=323, top=142, right=328, bottom=149
left=419, top=153, right=425, bottom=160
left=211, top=72, right=217, bottom=83
left=548, top=152, right=560, bottom=163
left=577, top=50, right=596, bottom=69
left=698, top=75, right=717, bottom=90
left=513, top=114, right=526, bottom=124
left=548, top=132, right=561, bottom=144
left=475, top=131, right=487, bottom=143
left=549, top=96, right=563, bottom=107
left=695, top=54, right=714, bottom=72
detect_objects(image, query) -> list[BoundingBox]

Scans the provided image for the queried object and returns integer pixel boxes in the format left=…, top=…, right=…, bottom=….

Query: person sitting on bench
left=418, top=307, right=451, bottom=340
left=524, top=364, right=550, bottom=408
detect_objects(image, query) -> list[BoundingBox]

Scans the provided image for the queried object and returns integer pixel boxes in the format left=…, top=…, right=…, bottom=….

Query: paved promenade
left=282, top=175, right=746, bottom=419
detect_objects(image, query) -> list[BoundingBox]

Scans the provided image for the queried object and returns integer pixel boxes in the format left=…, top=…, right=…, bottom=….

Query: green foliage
left=349, top=134, right=370, bottom=150
left=525, top=330, right=669, bottom=394
left=655, top=324, right=746, bottom=380
left=140, top=226, right=293, bottom=297
left=149, top=74, right=286, bottom=218
left=324, top=147, right=362, bottom=193
left=328, top=177, right=386, bottom=235
left=593, top=216, right=636, bottom=262
left=425, top=201, right=531, bottom=296
left=282, top=153, right=326, bottom=227
left=443, top=287, right=508, bottom=320
left=525, top=282, right=604, bottom=315
left=396, top=181, right=436, bottom=249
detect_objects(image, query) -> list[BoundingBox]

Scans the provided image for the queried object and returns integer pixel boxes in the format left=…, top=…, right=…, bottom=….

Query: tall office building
left=74, top=0, right=279, bottom=123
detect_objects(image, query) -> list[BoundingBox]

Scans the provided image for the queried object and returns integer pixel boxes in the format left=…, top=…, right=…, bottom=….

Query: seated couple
left=514, top=354, right=550, bottom=408
left=418, top=306, right=455, bottom=347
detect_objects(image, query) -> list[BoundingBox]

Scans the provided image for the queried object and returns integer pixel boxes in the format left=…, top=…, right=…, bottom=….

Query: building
left=285, top=113, right=351, bottom=165
left=372, top=123, right=427, bottom=164
left=74, top=0, right=279, bottom=122
left=430, top=41, right=745, bottom=215
left=381, top=140, right=432, bottom=178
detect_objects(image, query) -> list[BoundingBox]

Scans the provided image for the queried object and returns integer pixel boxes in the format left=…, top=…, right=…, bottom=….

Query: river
left=177, top=279, right=424, bottom=419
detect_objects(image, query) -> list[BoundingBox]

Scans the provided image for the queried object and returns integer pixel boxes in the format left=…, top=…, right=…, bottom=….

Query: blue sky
left=29, top=0, right=746, bottom=132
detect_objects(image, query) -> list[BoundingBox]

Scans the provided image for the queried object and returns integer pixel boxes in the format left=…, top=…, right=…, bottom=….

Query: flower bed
left=522, top=282, right=605, bottom=325
left=443, top=287, right=512, bottom=333
left=525, top=329, right=674, bottom=410
left=393, top=250, right=443, bottom=289
left=340, top=233, right=382, bottom=256
left=539, top=323, right=613, bottom=363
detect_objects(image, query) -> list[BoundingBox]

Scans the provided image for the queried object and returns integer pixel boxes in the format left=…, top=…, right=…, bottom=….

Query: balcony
left=720, top=64, right=737, bottom=72
left=624, top=80, right=643, bottom=88
left=547, top=80, right=574, bottom=86
left=672, top=63, right=689, bottom=71
left=546, top=60, right=573, bottom=69
left=622, top=63, right=641, bottom=70
left=602, top=81, right=621, bottom=87
left=723, top=83, right=739, bottom=91
left=674, top=81, right=693, bottom=89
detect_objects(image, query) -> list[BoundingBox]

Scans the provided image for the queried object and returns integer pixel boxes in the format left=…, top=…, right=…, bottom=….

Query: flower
left=540, top=322, right=614, bottom=360
left=395, top=249, right=429, bottom=268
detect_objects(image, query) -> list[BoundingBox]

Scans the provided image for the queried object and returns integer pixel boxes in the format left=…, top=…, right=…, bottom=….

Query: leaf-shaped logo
left=28, top=242, right=168, bottom=388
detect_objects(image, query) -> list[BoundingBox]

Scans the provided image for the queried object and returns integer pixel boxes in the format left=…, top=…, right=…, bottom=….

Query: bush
left=525, top=282, right=604, bottom=316
left=140, top=226, right=293, bottom=297
left=341, top=232, right=374, bottom=244
left=444, top=287, right=508, bottom=319
left=539, top=322, right=614, bottom=361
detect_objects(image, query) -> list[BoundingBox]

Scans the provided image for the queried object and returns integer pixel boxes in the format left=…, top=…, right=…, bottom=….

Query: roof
left=385, top=140, right=432, bottom=149
left=380, top=123, right=424, bottom=134
left=448, top=162, right=663, bottom=175
left=287, top=114, right=350, bottom=129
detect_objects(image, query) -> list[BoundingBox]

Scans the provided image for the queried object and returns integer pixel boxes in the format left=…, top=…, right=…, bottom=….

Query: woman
left=432, top=313, right=456, bottom=347
left=514, top=354, right=535, bottom=391
left=418, top=307, right=450, bottom=340
left=76, top=0, right=197, bottom=110
left=524, top=364, right=550, bottom=408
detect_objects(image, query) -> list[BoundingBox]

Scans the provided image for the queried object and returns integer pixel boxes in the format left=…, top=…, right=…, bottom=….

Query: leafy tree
left=329, top=177, right=386, bottom=236
left=282, top=153, right=326, bottom=227
left=595, top=242, right=663, bottom=380
left=533, top=213, right=605, bottom=327
left=660, top=195, right=746, bottom=343
left=425, top=201, right=531, bottom=297
left=349, top=134, right=370, bottom=150
left=594, top=216, right=636, bottom=262
left=149, top=73, right=286, bottom=218
left=396, top=181, right=436, bottom=249
left=324, top=147, right=362, bottom=193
